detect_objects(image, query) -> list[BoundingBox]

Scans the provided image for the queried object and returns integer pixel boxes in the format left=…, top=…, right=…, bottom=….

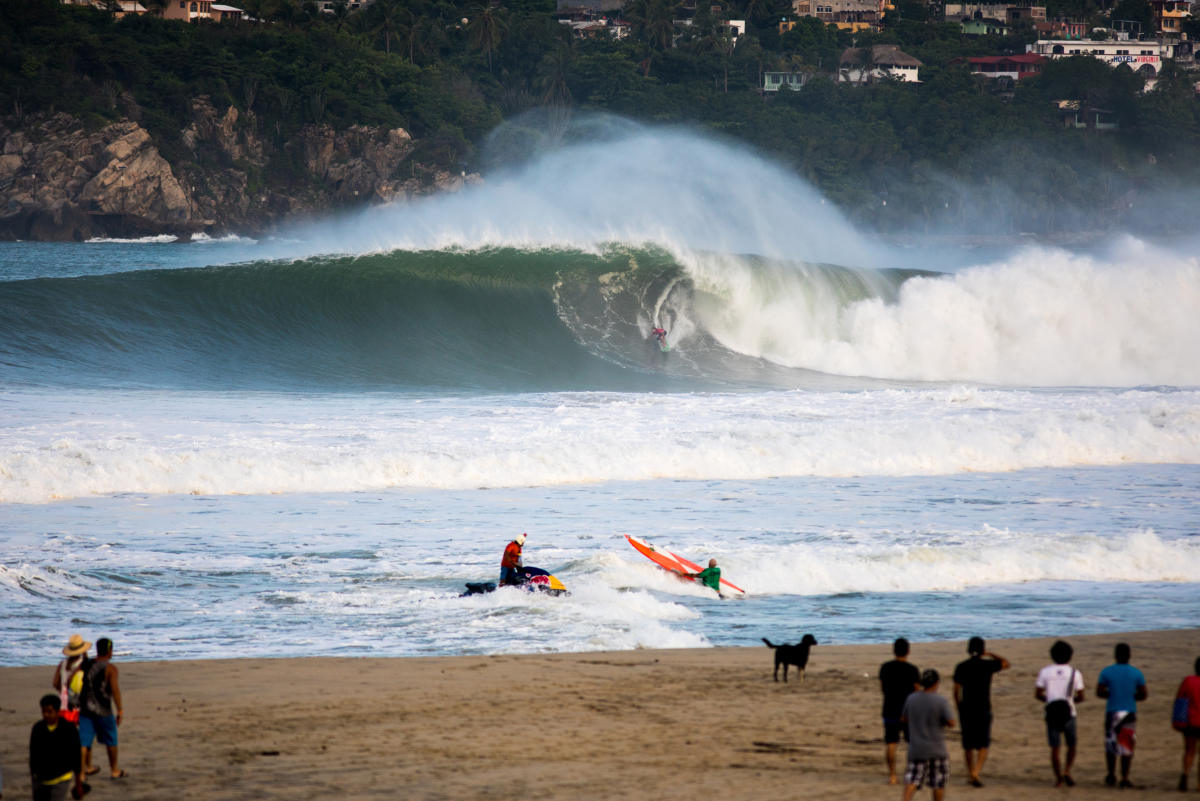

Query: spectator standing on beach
left=1097, top=642, right=1147, bottom=788
left=880, top=637, right=922, bottom=785
left=53, top=634, right=95, bottom=777
left=52, top=635, right=90, bottom=721
left=1035, top=639, right=1085, bottom=787
left=952, top=636, right=1009, bottom=787
left=900, top=669, right=956, bottom=801
left=1175, top=656, right=1200, bottom=791
left=30, top=694, right=84, bottom=801
left=79, top=637, right=126, bottom=780
left=499, top=534, right=526, bottom=586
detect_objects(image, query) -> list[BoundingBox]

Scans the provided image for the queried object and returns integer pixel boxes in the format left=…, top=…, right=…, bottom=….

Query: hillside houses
left=792, top=0, right=894, bottom=32
left=944, top=3, right=1046, bottom=26
left=954, top=52, right=1048, bottom=81
left=162, top=0, right=244, bottom=21
left=838, top=44, right=923, bottom=82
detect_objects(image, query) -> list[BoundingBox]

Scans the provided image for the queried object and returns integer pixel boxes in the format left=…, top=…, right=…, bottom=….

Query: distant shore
left=1, top=629, right=1196, bottom=800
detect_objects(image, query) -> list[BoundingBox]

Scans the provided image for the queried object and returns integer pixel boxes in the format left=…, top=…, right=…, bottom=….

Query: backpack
left=76, top=656, right=93, bottom=711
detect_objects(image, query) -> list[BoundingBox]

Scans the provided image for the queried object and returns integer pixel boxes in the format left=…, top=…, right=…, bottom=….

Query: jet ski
left=462, top=566, right=568, bottom=596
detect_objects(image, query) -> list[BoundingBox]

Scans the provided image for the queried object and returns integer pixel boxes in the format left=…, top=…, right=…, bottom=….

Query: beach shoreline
left=2, top=628, right=1196, bottom=800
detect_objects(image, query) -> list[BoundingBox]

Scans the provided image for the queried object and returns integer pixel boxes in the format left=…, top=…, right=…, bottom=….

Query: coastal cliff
left=0, top=99, right=480, bottom=241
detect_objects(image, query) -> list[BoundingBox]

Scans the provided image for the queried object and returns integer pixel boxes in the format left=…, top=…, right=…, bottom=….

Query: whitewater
left=1, top=115, right=1197, bottom=665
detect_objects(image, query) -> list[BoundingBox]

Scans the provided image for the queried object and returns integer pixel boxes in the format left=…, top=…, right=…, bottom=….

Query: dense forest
left=2, top=0, right=1199, bottom=233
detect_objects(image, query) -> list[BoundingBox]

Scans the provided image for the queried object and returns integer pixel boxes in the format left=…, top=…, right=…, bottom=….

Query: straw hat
left=62, top=634, right=91, bottom=657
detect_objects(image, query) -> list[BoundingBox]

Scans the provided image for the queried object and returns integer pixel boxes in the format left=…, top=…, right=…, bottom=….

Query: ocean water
left=2, top=118, right=1198, bottom=666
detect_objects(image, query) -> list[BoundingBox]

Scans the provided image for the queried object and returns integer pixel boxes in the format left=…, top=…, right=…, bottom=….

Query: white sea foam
left=1, top=386, right=1198, bottom=503
left=684, top=243, right=1200, bottom=387
left=722, top=529, right=1200, bottom=596
left=189, top=232, right=258, bottom=244
left=84, top=234, right=182, bottom=244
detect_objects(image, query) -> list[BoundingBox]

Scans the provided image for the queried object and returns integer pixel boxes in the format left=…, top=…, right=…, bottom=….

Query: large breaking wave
left=2, top=241, right=1198, bottom=391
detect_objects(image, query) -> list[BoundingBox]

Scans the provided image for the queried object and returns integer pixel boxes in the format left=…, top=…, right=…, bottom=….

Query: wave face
left=0, top=245, right=926, bottom=391
left=0, top=248, right=636, bottom=391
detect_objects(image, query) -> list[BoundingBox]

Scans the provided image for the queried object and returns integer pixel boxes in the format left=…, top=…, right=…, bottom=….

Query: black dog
left=762, top=634, right=818, bottom=682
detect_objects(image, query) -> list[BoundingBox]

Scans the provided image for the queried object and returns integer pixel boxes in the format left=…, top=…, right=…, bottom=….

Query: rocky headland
left=0, top=97, right=479, bottom=241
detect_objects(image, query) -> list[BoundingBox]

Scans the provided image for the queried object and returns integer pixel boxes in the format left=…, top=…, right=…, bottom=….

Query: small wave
left=732, top=529, right=1200, bottom=595
left=84, top=234, right=181, bottom=244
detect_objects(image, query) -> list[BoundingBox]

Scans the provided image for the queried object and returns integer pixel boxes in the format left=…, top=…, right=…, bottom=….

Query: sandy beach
left=2, top=629, right=1197, bottom=800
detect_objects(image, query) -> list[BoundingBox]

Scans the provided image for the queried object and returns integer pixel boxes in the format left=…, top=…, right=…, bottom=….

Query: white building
left=838, top=44, right=923, bottom=83
left=1027, top=38, right=1165, bottom=78
left=763, top=71, right=810, bottom=91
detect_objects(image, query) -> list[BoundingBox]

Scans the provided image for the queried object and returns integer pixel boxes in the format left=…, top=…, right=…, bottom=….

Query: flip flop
left=111, top=770, right=129, bottom=779
left=85, top=767, right=100, bottom=776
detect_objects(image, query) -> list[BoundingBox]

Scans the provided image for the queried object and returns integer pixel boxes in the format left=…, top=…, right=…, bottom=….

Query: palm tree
left=467, top=2, right=508, bottom=73
left=535, top=43, right=575, bottom=108
left=627, top=0, right=678, bottom=76
left=371, top=0, right=402, bottom=55
left=329, top=0, right=349, bottom=31
left=402, top=12, right=428, bottom=64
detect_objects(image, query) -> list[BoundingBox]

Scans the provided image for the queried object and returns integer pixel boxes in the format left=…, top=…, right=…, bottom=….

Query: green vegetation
left=2, top=0, right=1198, bottom=232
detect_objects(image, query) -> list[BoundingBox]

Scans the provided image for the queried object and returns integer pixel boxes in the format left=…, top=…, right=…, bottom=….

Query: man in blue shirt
left=1097, top=642, right=1147, bottom=788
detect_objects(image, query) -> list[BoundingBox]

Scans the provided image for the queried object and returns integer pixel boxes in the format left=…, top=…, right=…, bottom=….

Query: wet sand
left=1, top=629, right=1197, bottom=800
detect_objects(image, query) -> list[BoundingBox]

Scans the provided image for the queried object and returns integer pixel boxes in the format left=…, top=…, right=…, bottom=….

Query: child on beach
left=30, top=694, right=85, bottom=801
left=900, top=669, right=956, bottom=801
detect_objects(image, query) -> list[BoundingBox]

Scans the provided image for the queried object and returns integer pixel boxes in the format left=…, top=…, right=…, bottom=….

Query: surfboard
left=624, top=534, right=745, bottom=594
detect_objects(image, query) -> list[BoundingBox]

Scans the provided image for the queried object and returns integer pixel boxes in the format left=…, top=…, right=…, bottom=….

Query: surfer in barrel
left=499, top=533, right=527, bottom=586
left=687, top=558, right=724, bottom=599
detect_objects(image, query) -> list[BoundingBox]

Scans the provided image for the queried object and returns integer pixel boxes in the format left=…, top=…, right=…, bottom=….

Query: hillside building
left=792, top=0, right=893, bottom=32
left=1028, top=38, right=1164, bottom=79
left=838, top=44, right=923, bottom=82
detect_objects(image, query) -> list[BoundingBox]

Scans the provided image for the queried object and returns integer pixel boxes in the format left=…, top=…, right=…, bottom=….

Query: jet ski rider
left=500, top=533, right=527, bottom=586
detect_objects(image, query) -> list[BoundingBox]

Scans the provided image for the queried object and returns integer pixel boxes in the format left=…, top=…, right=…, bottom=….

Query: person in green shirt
left=688, top=558, right=724, bottom=599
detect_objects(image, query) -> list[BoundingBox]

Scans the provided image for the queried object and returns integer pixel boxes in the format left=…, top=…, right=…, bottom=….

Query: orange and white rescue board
left=624, top=534, right=745, bottom=594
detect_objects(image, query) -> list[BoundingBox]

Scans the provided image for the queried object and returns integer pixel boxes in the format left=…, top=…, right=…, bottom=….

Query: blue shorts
left=79, top=713, right=118, bottom=747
